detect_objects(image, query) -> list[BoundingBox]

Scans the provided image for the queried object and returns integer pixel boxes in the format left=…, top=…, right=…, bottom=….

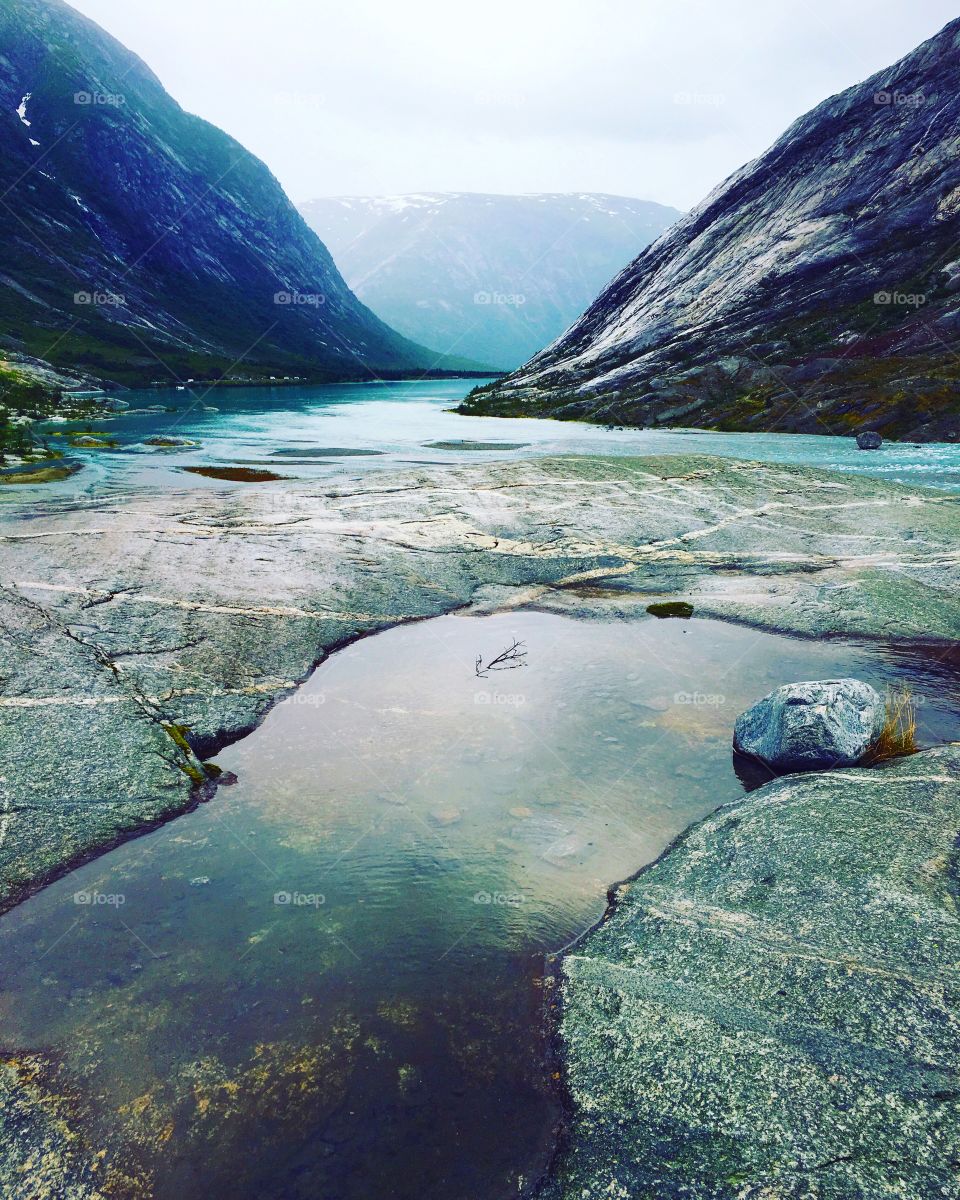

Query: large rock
left=734, top=678, right=885, bottom=771
left=857, top=431, right=884, bottom=450
left=544, top=746, right=960, bottom=1200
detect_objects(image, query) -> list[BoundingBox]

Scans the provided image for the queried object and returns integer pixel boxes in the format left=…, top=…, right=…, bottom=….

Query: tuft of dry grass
left=862, top=687, right=919, bottom=765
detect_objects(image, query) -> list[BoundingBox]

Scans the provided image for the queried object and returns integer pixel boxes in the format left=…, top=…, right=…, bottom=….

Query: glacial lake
left=11, top=377, right=960, bottom=501
left=2, top=610, right=959, bottom=1198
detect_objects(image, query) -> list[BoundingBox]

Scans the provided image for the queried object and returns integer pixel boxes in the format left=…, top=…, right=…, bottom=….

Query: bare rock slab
left=545, top=746, right=960, bottom=1199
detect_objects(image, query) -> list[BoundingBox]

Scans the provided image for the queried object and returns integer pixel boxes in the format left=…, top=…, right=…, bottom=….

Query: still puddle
left=1, top=612, right=958, bottom=1198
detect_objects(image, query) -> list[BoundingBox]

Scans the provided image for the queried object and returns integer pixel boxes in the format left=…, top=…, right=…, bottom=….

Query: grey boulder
left=856, top=431, right=883, bottom=450
left=734, top=678, right=885, bottom=771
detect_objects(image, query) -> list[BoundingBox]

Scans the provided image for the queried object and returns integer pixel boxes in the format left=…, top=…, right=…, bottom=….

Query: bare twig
left=475, top=639, right=528, bottom=677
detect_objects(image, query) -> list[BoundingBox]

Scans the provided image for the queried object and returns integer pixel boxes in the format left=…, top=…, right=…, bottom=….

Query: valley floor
left=1, top=454, right=959, bottom=1196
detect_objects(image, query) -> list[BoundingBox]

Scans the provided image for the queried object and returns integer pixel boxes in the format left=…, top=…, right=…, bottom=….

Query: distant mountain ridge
left=464, top=19, right=960, bottom=441
left=299, top=193, right=682, bottom=370
left=0, top=0, right=463, bottom=387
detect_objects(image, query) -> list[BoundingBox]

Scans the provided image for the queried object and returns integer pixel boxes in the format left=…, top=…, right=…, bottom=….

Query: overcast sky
left=68, top=0, right=956, bottom=211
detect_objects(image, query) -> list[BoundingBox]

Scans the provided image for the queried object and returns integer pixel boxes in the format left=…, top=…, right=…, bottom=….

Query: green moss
left=162, top=723, right=193, bottom=755
left=0, top=463, right=78, bottom=485
left=647, top=601, right=695, bottom=620
left=160, top=723, right=206, bottom=785
left=68, top=434, right=117, bottom=449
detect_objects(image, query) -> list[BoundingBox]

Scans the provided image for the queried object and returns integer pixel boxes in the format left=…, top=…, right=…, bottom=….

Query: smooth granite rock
left=1, top=454, right=959, bottom=1192
left=543, top=746, right=960, bottom=1200
left=2, top=454, right=959, bottom=916
left=734, top=678, right=886, bottom=771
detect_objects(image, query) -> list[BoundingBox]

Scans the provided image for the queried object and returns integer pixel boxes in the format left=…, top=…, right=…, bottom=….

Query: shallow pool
left=1, top=611, right=958, bottom=1198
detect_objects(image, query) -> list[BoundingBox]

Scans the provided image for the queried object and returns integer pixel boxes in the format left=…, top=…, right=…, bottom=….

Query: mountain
left=299, top=193, right=682, bottom=370
left=0, top=0, right=468, bottom=388
left=463, top=19, right=960, bottom=442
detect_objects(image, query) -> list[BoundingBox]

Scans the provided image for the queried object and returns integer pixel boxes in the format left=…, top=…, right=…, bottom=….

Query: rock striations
left=464, top=19, right=960, bottom=441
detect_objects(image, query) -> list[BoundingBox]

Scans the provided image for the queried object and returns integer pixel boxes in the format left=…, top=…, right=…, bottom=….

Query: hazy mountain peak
left=299, top=192, right=682, bottom=369
left=0, top=0, right=456, bottom=384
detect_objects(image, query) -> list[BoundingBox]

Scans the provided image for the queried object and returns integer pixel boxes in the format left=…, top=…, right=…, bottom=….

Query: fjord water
left=1, top=611, right=959, bottom=1199
left=21, top=378, right=960, bottom=499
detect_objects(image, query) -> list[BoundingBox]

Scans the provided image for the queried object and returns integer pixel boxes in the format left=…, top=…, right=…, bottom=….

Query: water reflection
left=0, top=612, right=957, bottom=1198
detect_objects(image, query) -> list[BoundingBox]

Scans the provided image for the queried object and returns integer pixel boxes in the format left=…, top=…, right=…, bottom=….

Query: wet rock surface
left=3, top=453, right=958, bottom=920
left=1, top=453, right=959, bottom=1192
left=544, top=746, right=960, bottom=1200
left=733, top=678, right=886, bottom=771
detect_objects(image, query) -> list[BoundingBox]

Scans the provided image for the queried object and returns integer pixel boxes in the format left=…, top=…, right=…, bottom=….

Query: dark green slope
left=0, top=0, right=468, bottom=385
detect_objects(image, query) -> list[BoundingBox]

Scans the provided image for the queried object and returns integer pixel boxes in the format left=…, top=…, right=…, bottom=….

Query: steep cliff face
left=300, top=193, right=681, bottom=370
left=0, top=0, right=448, bottom=385
left=465, top=19, right=960, bottom=441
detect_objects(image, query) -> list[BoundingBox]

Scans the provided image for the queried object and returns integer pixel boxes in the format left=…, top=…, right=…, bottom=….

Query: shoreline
left=4, top=452, right=959, bottom=907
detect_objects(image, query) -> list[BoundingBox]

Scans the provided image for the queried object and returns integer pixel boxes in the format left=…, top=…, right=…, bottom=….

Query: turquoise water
left=5, top=377, right=960, bottom=1197
left=14, top=377, right=960, bottom=501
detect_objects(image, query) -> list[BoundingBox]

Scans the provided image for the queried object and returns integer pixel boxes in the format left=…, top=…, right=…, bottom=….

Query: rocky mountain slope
left=0, top=0, right=464, bottom=387
left=464, top=18, right=960, bottom=440
left=299, top=193, right=681, bottom=369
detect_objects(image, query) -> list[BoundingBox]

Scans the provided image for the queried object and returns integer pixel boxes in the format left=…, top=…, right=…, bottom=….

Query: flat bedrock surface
left=1, top=452, right=959, bottom=1197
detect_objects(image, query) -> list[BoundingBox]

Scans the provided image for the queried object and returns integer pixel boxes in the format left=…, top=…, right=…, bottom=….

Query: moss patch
left=0, top=463, right=80, bottom=485
left=182, top=466, right=287, bottom=483
left=68, top=434, right=117, bottom=449
left=647, top=601, right=695, bottom=620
